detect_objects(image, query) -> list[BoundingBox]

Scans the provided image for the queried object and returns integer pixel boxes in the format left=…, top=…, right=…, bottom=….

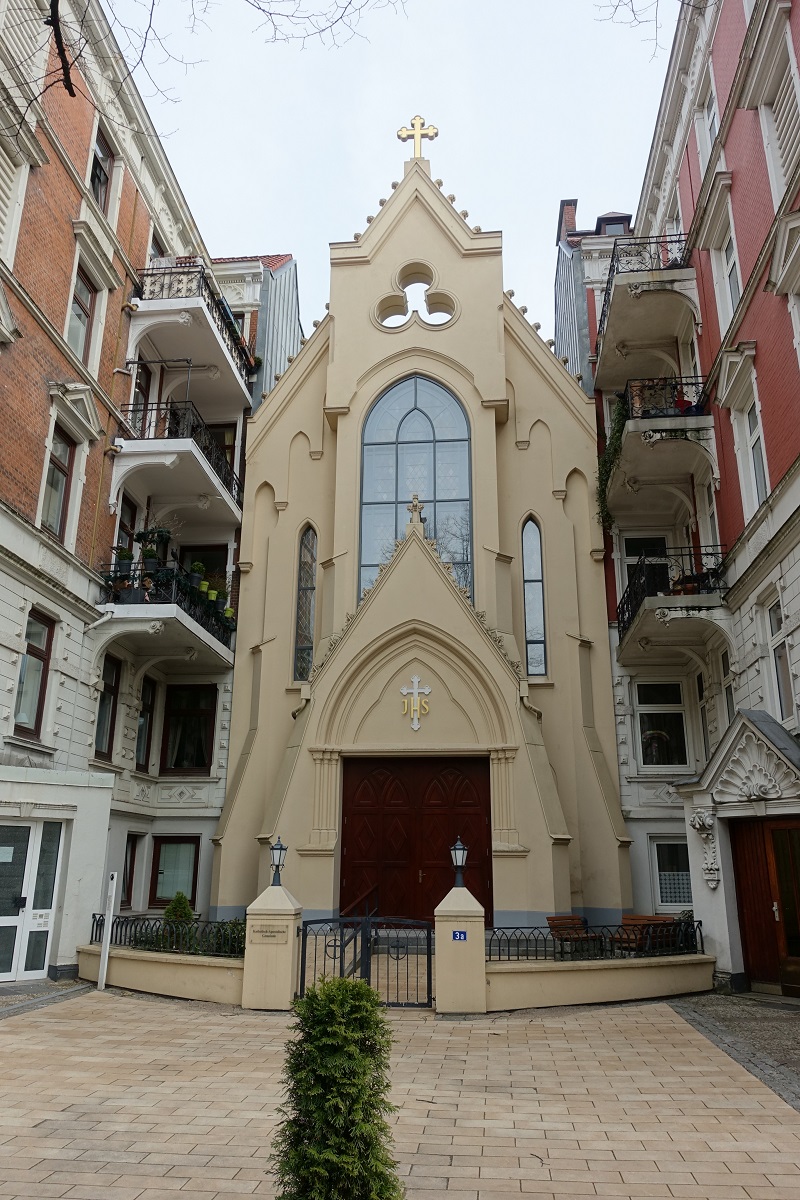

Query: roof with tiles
left=211, top=254, right=294, bottom=271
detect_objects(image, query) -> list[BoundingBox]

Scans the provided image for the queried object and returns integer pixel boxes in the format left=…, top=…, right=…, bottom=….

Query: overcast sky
left=126, top=0, right=682, bottom=338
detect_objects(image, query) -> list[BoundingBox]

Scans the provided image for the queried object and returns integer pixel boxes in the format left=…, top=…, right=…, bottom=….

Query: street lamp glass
left=270, top=836, right=288, bottom=885
left=450, top=836, right=468, bottom=870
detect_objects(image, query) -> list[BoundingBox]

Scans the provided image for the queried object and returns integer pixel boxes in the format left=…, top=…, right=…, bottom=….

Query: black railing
left=120, top=399, right=243, bottom=507
left=136, top=265, right=254, bottom=383
left=90, top=913, right=245, bottom=957
left=486, top=920, right=703, bottom=962
left=617, top=545, right=725, bottom=642
left=99, top=561, right=234, bottom=649
left=597, top=233, right=690, bottom=341
left=623, top=376, right=707, bottom=420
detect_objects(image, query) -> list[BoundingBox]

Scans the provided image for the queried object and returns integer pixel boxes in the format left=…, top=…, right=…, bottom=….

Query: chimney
left=557, top=199, right=578, bottom=245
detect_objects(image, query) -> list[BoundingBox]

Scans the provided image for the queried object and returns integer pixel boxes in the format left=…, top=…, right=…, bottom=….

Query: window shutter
left=774, top=62, right=800, bottom=187
left=0, top=141, right=17, bottom=260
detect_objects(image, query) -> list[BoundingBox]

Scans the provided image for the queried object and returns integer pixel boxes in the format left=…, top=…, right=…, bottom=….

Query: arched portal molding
left=315, top=618, right=516, bottom=748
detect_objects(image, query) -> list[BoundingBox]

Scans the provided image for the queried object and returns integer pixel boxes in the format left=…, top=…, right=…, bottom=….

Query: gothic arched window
left=294, top=525, right=317, bottom=681
left=360, top=376, right=471, bottom=595
left=522, top=519, right=546, bottom=676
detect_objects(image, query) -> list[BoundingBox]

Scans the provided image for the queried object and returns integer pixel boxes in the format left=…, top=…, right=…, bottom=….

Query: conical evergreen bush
left=270, top=975, right=404, bottom=1199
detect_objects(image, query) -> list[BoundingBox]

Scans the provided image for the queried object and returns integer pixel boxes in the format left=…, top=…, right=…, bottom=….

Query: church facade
left=212, top=154, right=632, bottom=926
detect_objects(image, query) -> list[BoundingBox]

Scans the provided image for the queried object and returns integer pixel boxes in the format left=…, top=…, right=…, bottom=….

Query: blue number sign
left=452, top=930, right=467, bottom=941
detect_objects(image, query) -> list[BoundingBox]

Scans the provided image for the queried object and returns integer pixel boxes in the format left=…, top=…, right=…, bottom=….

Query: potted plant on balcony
left=189, top=561, right=205, bottom=589
left=214, top=584, right=228, bottom=613
left=115, top=546, right=134, bottom=579
left=135, top=526, right=171, bottom=574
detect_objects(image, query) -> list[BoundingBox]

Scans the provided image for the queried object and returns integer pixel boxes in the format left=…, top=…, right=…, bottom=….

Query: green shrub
left=270, top=976, right=403, bottom=1200
left=163, top=891, right=194, bottom=922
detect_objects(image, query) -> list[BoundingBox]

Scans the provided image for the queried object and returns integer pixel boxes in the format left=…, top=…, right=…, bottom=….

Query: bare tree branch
left=45, top=0, right=77, bottom=95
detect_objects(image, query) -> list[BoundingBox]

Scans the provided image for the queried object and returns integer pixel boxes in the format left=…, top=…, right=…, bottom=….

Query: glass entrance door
left=0, top=825, right=33, bottom=981
left=0, top=822, right=62, bottom=982
left=768, top=824, right=800, bottom=996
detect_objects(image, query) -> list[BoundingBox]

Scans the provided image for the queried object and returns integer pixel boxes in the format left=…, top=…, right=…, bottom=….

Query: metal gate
left=299, top=917, right=433, bottom=1007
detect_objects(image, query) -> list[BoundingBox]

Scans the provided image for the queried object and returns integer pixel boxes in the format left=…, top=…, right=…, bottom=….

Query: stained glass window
left=360, top=377, right=471, bottom=595
left=294, top=526, right=317, bottom=680
left=522, top=519, right=546, bottom=676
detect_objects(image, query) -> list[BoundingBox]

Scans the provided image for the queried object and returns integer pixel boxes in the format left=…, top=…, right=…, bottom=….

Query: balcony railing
left=136, top=264, right=254, bottom=384
left=120, top=399, right=243, bottom=508
left=597, top=233, right=690, bottom=342
left=617, top=545, right=726, bottom=642
left=99, top=561, right=234, bottom=649
left=623, top=376, right=707, bottom=420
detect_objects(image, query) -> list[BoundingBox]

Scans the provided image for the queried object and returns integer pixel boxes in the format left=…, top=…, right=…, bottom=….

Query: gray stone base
left=48, top=963, right=79, bottom=981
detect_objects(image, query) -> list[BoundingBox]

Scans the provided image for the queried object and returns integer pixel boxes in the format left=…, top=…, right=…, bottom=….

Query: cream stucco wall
left=212, top=159, right=631, bottom=925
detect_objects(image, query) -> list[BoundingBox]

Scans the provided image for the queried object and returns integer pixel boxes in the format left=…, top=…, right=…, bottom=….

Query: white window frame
left=695, top=72, right=721, bottom=171
left=63, top=251, right=111, bottom=378
left=618, top=531, right=673, bottom=601
left=745, top=398, right=769, bottom=509
left=721, top=648, right=736, bottom=728
left=710, top=213, right=742, bottom=333
left=702, top=478, right=720, bottom=547
left=767, top=598, right=796, bottom=723
left=85, top=117, right=125, bottom=234
left=650, top=838, right=693, bottom=913
left=35, top=384, right=102, bottom=554
left=634, top=678, right=691, bottom=773
left=697, top=671, right=711, bottom=761
left=720, top=350, right=771, bottom=520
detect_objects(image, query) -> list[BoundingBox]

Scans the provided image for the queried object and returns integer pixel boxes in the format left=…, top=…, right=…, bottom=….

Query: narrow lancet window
left=522, top=519, right=546, bottom=676
left=294, top=526, right=317, bottom=680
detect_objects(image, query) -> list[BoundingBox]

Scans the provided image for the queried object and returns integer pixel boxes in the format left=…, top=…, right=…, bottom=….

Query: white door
left=0, top=821, right=63, bottom=982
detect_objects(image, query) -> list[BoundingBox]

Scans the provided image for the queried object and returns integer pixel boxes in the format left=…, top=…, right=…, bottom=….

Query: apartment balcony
left=616, top=545, right=728, bottom=666
left=111, top=400, right=242, bottom=531
left=97, top=562, right=234, bottom=672
left=594, top=236, right=699, bottom=390
left=604, top=377, right=716, bottom=523
left=129, top=263, right=255, bottom=407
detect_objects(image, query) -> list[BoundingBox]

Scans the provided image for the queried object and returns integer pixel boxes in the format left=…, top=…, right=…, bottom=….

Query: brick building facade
left=555, top=0, right=800, bottom=994
left=0, top=0, right=300, bottom=981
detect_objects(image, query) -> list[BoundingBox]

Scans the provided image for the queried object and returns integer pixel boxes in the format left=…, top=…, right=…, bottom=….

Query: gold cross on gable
left=397, top=115, right=438, bottom=158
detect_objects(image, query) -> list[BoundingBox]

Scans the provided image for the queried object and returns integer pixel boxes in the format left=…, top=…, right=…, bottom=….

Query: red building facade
left=555, top=0, right=800, bottom=994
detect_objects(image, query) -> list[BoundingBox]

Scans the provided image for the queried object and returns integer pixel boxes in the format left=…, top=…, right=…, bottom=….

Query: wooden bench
left=546, top=914, right=604, bottom=959
left=617, top=913, right=686, bottom=954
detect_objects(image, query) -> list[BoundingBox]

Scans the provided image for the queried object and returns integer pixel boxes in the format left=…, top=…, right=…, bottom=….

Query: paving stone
left=0, top=992, right=800, bottom=1198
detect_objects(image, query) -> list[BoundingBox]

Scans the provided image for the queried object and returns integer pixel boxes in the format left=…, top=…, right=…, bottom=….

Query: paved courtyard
left=1, top=991, right=800, bottom=1198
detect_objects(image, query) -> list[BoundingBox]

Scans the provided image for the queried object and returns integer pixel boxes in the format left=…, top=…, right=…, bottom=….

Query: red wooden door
left=340, top=757, right=492, bottom=923
left=730, top=819, right=781, bottom=987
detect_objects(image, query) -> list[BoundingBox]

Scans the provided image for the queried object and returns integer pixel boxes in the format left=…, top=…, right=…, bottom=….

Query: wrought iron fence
left=486, top=920, right=703, bottom=962
left=300, top=916, right=433, bottom=1007
left=98, top=561, right=234, bottom=648
left=136, top=265, right=253, bottom=383
left=597, top=233, right=690, bottom=341
left=623, top=376, right=707, bottom=420
left=617, top=545, right=725, bottom=642
left=120, top=399, right=243, bottom=507
left=90, top=913, right=245, bottom=957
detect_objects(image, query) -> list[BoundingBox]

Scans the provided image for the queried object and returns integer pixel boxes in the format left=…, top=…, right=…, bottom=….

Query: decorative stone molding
left=489, top=747, right=528, bottom=855
left=688, top=808, right=719, bottom=889
left=715, top=730, right=800, bottom=806
left=299, top=747, right=340, bottom=854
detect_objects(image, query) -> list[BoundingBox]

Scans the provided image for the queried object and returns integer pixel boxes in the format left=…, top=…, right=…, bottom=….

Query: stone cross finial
left=407, top=494, right=425, bottom=523
left=397, top=115, right=438, bottom=158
